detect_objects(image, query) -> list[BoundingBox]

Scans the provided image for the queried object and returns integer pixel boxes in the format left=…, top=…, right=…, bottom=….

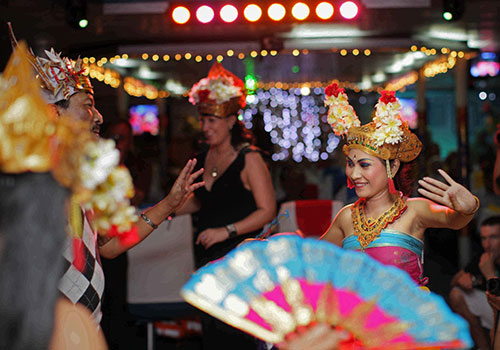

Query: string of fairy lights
left=82, top=46, right=474, bottom=100
left=81, top=46, right=475, bottom=162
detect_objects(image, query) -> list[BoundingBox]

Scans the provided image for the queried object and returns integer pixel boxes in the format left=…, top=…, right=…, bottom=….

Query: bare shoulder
left=331, top=204, right=354, bottom=232
left=243, top=148, right=265, bottom=164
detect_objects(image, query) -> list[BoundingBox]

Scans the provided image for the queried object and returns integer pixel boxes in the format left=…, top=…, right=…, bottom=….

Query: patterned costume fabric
left=342, top=230, right=427, bottom=286
left=59, top=214, right=104, bottom=323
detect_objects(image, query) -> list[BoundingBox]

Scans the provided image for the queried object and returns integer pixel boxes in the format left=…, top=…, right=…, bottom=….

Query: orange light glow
left=291, top=2, right=310, bottom=21
left=196, top=5, right=215, bottom=23
left=268, top=3, right=286, bottom=21
left=172, top=6, right=190, bottom=24
left=244, top=4, right=262, bottom=22
left=220, top=4, right=238, bottom=23
left=316, top=2, right=334, bottom=20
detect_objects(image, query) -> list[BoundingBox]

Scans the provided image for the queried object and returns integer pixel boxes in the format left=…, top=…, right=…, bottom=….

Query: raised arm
left=99, top=158, right=204, bottom=258
left=416, top=169, right=479, bottom=230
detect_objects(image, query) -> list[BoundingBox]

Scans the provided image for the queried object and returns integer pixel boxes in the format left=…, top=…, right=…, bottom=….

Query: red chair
left=276, top=199, right=344, bottom=237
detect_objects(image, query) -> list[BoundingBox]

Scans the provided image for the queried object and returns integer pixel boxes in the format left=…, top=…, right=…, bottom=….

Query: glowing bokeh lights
left=172, top=6, right=190, bottom=24
left=242, top=87, right=340, bottom=162
left=196, top=5, right=215, bottom=23
left=292, top=2, right=310, bottom=21
left=316, top=2, right=334, bottom=20
left=220, top=4, right=238, bottom=23
left=339, top=1, right=358, bottom=19
left=268, top=3, right=286, bottom=21
left=244, top=4, right=262, bottom=22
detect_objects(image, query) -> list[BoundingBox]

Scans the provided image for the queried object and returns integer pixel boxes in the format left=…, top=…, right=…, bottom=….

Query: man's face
left=58, top=91, right=103, bottom=136
left=480, top=224, right=500, bottom=259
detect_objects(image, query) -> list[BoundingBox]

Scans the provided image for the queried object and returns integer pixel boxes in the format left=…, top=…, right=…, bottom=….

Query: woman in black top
left=176, top=63, right=276, bottom=350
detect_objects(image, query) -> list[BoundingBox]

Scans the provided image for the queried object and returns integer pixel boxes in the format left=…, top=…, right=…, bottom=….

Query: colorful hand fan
left=181, top=235, right=472, bottom=350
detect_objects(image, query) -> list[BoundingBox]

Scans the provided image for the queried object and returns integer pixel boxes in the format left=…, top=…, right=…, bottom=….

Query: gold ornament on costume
left=0, top=43, right=137, bottom=242
left=8, top=22, right=93, bottom=103
left=0, top=42, right=56, bottom=174
left=324, top=84, right=422, bottom=162
left=189, top=63, right=246, bottom=118
left=351, top=193, right=408, bottom=250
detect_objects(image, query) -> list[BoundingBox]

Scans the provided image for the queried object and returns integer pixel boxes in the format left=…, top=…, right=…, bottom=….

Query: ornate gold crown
left=1, top=43, right=138, bottom=243
left=343, top=122, right=422, bottom=162
left=8, top=22, right=93, bottom=103
left=189, top=63, right=246, bottom=118
left=324, top=84, right=422, bottom=163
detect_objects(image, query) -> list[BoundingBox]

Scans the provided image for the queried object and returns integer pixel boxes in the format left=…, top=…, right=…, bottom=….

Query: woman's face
left=199, top=115, right=234, bottom=146
left=345, top=148, right=388, bottom=198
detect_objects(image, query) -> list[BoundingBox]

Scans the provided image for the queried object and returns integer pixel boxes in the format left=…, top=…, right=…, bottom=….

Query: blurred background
left=1, top=0, right=500, bottom=348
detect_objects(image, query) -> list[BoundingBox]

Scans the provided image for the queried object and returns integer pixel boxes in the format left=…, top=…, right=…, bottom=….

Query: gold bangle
left=461, top=195, right=480, bottom=216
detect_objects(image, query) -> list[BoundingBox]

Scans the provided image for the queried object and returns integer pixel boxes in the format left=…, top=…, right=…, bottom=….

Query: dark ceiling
left=1, top=0, right=499, bottom=89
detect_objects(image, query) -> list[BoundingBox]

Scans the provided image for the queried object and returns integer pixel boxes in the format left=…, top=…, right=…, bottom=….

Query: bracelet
left=461, top=195, right=480, bottom=216
left=225, top=223, right=237, bottom=239
left=140, top=212, right=158, bottom=230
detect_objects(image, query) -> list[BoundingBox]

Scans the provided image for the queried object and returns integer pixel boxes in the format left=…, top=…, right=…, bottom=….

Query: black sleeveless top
left=192, top=146, right=260, bottom=269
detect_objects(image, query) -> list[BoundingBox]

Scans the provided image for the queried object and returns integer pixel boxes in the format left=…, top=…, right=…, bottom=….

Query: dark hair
left=0, top=172, right=68, bottom=350
left=392, top=159, right=417, bottom=197
left=54, top=98, right=70, bottom=109
left=481, top=216, right=500, bottom=227
left=230, top=118, right=255, bottom=148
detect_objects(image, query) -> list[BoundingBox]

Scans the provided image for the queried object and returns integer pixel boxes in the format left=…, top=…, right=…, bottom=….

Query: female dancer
left=320, top=83, right=479, bottom=286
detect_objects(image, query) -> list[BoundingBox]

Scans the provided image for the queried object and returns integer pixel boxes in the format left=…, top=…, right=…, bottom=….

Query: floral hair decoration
left=8, top=22, right=93, bottom=103
left=0, top=43, right=138, bottom=271
left=189, top=63, right=246, bottom=118
left=324, top=83, right=422, bottom=192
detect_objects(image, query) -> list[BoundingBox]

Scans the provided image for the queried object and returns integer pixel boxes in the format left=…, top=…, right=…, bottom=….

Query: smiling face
left=199, top=114, right=235, bottom=147
left=345, top=149, right=389, bottom=198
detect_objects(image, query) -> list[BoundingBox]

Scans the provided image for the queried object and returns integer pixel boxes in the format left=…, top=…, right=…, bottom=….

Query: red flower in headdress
left=325, top=83, right=345, bottom=98
left=380, top=90, right=397, bottom=104
left=197, top=89, right=210, bottom=102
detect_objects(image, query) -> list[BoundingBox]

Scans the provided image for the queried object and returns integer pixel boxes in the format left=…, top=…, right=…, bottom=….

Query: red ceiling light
left=339, top=1, right=358, bottom=19
left=243, top=4, right=262, bottom=22
left=268, top=3, right=286, bottom=21
left=172, top=6, right=190, bottom=24
left=196, top=5, right=215, bottom=23
left=316, top=2, right=334, bottom=20
left=220, top=4, right=238, bottom=23
left=291, top=2, right=310, bottom=21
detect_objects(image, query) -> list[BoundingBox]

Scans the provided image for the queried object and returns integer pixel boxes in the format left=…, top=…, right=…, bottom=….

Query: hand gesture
left=276, top=324, right=347, bottom=350
left=456, top=271, right=474, bottom=291
left=486, top=291, right=500, bottom=311
left=479, top=252, right=497, bottom=280
left=417, top=169, right=478, bottom=215
left=196, top=227, right=228, bottom=249
left=166, top=159, right=204, bottom=211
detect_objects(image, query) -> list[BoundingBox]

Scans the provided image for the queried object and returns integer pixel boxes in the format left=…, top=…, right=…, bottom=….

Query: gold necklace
left=351, top=193, right=407, bottom=250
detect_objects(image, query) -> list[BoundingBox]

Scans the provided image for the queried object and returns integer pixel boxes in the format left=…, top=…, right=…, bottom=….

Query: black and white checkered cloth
left=59, top=215, right=105, bottom=323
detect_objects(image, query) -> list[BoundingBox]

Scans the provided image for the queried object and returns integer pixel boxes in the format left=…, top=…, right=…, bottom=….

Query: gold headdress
left=324, top=83, right=422, bottom=192
left=325, top=84, right=422, bottom=162
left=189, top=63, right=246, bottom=118
left=0, top=43, right=138, bottom=247
left=8, top=22, right=93, bottom=103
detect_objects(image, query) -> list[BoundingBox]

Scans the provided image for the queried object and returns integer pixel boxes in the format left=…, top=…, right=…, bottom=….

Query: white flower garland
left=373, top=99, right=404, bottom=147
left=189, top=76, right=243, bottom=105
